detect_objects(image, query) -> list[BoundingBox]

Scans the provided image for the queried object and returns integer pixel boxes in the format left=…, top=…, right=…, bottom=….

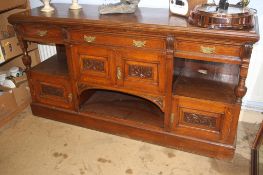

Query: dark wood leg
left=235, top=44, right=253, bottom=104
left=14, top=25, right=35, bottom=101
left=14, top=25, right=32, bottom=71
left=22, top=44, right=32, bottom=71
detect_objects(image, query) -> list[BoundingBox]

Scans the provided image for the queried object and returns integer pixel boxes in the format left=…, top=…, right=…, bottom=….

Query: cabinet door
left=32, top=74, right=73, bottom=109
left=116, top=50, right=165, bottom=95
left=172, top=96, right=238, bottom=144
left=72, top=45, right=115, bottom=86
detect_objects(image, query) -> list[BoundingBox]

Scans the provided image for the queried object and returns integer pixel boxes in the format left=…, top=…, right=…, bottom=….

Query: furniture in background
left=251, top=121, right=263, bottom=175
left=8, top=3, right=259, bottom=159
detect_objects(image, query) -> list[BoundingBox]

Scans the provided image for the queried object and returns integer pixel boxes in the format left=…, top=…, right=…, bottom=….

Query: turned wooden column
left=164, top=34, right=175, bottom=131
left=235, top=43, right=253, bottom=104
left=21, top=41, right=32, bottom=71
left=14, top=25, right=32, bottom=71
left=14, top=25, right=36, bottom=101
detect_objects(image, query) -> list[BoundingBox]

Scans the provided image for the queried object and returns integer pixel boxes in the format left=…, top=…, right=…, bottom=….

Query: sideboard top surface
left=8, top=3, right=259, bottom=42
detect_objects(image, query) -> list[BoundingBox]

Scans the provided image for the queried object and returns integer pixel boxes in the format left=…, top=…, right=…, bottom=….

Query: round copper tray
left=188, top=3, right=255, bottom=29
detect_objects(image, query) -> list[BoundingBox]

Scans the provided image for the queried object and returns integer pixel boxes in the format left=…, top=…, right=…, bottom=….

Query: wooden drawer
left=70, top=30, right=166, bottom=50
left=21, top=24, right=63, bottom=43
left=175, top=40, right=241, bottom=63
left=172, top=96, right=238, bottom=143
left=31, top=73, right=73, bottom=109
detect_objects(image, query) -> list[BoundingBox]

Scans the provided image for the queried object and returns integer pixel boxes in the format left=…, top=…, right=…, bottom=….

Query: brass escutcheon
left=170, top=113, right=175, bottom=127
left=68, top=93, right=73, bottom=103
left=133, top=40, right=146, bottom=48
left=200, top=46, right=216, bottom=54
left=84, top=35, right=96, bottom=43
left=116, top=67, right=122, bottom=80
left=37, top=30, right=48, bottom=37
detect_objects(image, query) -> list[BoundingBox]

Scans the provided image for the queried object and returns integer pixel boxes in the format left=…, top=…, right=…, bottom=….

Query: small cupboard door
left=116, top=50, right=166, bottom=95
left=72, top=45, right=115, bottom=86
left=32, top=74, right=73, bottom=109
left=171, top=96, right=238, bottom=144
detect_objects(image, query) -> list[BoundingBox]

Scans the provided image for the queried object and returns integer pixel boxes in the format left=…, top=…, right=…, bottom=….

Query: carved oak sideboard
left=8, top=4, right=259, bottom=159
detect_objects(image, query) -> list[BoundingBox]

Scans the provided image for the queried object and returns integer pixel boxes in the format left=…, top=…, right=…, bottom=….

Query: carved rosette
left=41, top=84, right=64, bottom=97
left=128, top=65, right=153, bottom=79
left=83, top=59, right=105, bottom=72
left=166, top=34, right=175, bottom=54
left=183, top=112, right=216, bottom=129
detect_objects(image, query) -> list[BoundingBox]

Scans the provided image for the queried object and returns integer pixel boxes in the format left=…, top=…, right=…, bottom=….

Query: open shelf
left=173, top=76, right=236, bottom=104
left=173, top=57, right=238, bottom=104
left=80, top=90, right=164, bottom=129
left=31, top=54, right=68, bottom=77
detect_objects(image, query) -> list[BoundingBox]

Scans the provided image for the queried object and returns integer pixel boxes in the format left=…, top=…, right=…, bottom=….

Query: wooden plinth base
left=31, top=103, right=235, bottom=159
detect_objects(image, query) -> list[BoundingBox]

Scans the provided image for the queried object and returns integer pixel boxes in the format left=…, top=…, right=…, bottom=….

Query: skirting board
left=240, top=100, right=263, bottom=124
left=242, top=100, right=263, bottom=112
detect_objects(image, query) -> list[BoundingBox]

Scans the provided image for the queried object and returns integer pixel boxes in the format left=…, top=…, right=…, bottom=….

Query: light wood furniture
left=8, top=4, right=259, bottom=159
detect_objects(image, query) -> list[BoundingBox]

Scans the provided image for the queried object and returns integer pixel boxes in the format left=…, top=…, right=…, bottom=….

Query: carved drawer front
left=117, top=50, right=165, bottom=95
left=172, top=96, right=234, bottom=143
left=70, top=31, right=166, bottom=50
left=72, top=45, right=114, bottom=86
left=175, top=40, right=241, bottom=63
left=32, top=74, right=73, bottom=109
left=21, top=24, right=62, bottom=43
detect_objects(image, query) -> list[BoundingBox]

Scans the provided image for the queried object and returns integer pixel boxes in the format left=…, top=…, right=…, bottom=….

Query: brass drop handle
left=116, top=67, right=122, bottom=80
left=84, top=35, right=96, bottom=43
left=133, top=40, right=146, bottom=48
left=200, top=46, right=215, bottom=54
left=37, top=30, right=48, bottom=37
left=68, top=93, right=73, bottom=103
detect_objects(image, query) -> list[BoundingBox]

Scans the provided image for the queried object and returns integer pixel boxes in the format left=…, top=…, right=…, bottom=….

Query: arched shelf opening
left=79, top=89, right=164, bottom=129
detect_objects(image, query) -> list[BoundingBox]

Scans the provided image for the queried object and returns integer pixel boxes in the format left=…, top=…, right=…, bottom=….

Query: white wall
left=30, top=0, right=170, bottom=8
left=30, top=0, right=263, bottom=112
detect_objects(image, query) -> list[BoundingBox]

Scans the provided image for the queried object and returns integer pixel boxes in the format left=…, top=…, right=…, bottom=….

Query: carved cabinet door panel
left=171, top=96, right=238, bottom=144
left=31, top=73, right=73, bottom=109
left=72, top=45, right=115, bottom=86
left=116, top=50, right=166, bottom=95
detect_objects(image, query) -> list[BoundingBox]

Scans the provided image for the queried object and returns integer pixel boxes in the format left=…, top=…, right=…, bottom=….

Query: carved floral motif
left=183, top=112, right=216, bottom=129
left=41, top=84, right=64, bottom=97
left=83, top=59, right=105, bottom=72
left=128, top=65, right=153, bottom=79
left=140, top=94, right=164, bottom=109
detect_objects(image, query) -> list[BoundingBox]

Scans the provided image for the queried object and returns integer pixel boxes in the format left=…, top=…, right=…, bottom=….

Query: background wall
left=30, top=0, right=263, bottom=114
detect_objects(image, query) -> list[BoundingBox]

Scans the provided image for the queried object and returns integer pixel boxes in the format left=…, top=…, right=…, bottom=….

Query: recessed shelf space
left=31, top=53, right=68, bottom=77
left=79, top=90, right=164, bottom=129
left=173, top=76, right=236, bottom=104
left=173, top=58, right=238, bottom=104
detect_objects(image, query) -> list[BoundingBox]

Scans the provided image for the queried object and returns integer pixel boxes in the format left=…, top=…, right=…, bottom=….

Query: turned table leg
left=235, top=44, right=253, bottom=104
left=21, top=41, right=32, bottom=71
left=14, top=25, right=32, bottom=71
left=14, top=25, right=35, bottom=100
